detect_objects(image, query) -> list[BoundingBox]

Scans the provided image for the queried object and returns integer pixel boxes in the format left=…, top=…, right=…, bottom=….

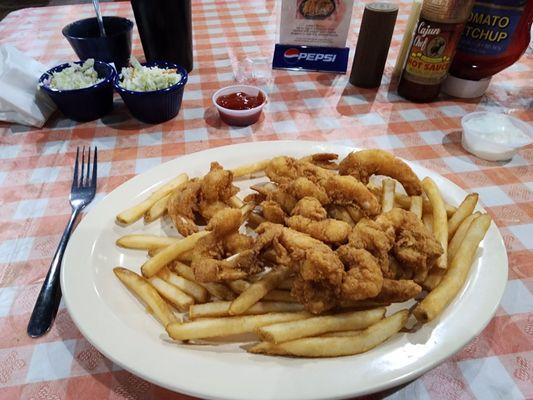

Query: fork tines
left=73, top=146, right=98, bottom=189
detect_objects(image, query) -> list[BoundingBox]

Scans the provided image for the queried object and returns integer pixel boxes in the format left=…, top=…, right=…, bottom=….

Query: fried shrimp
left=323, top=175, right=381, bottom=216
left=167, top=179, right=202, bottom=236
left=286, top=215, right=352, bottom=245
left=291, top=197, right=328, bottom=220
left=286, top=177, right=329, bottom=205
left=339, top=149, right=422, bottom=196
left=376, top=208, right=443, bottom=275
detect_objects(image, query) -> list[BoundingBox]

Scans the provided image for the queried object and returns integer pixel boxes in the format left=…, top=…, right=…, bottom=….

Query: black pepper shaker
left=349, top=2, right=398, bottom=88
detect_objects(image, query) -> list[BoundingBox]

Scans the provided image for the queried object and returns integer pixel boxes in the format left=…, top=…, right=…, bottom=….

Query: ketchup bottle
left=443, top=0, right=533, bottom=98
left=398, top=0, right=476, bottom=102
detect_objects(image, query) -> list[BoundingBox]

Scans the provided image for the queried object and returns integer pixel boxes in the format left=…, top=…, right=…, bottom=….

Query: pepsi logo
left=283, top=48, right=300, bottom=64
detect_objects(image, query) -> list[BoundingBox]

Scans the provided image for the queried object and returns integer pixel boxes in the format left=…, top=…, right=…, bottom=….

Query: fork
left=27, top=147, right=98, bottom=338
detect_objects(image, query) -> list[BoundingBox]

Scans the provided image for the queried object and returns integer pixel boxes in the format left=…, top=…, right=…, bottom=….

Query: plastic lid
left=442, top=75, right=491, bottom=98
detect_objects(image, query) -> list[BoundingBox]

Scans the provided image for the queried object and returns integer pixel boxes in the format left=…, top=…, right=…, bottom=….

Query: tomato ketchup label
left=457, top=0, right=528, bottom=56
left=403, top=18, right=466, bottom=85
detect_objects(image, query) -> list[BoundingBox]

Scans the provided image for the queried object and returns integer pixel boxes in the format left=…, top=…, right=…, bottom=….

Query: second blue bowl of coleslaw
left=114, top=61, right=188, bottom=124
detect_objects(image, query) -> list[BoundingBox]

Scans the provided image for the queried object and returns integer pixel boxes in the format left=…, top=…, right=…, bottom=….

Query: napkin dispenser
left=0, top=44, right=56, bottom=128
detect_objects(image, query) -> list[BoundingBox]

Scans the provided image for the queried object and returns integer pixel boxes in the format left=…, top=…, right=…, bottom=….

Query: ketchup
left=215, top=91, right=265, bottom=126
left=443, top=0, right=533, bottom=98
left=216, top=91, right=265, bottom=110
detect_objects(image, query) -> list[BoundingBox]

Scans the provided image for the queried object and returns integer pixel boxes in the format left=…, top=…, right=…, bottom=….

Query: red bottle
left=443, top=0, right=533, bottom=98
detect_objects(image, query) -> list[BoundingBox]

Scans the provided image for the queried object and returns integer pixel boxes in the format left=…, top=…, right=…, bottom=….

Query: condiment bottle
left=398, top=0, right=475, bottom=102
left=443, top=0, right=533, bottom=98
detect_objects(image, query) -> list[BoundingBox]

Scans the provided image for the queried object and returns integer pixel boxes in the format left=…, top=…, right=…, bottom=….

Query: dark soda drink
left=130, top=0, right=193, bottom=72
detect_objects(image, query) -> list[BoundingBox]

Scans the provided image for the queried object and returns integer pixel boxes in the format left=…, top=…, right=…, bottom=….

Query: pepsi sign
left=273, top=44, right=349, bottom=74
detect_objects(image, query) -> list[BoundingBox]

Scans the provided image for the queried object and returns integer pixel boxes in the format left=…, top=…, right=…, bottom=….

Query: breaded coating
left=336, top=246, right=383, bottom=300
left=286, top=177, right=329, bottom=205
left=291, top=196, right=328, bottom=220
left=372, top=279, right=422, bottom=303
left=323, top=175, right=380, bottom=216
left=198, top=162, right=239, bottom=219
left=326, top=205, right=355, bottom=226
left=167, top=179, right=202, bottom=236
left=261, top=200, right=287, bottom=224
left=376, top=208, right=443, bottom=274
left=206, top=208, right=243, bottom=236
left=286, top=215, right=351, bottom=245
left=339, top=149, right=422, bottom=196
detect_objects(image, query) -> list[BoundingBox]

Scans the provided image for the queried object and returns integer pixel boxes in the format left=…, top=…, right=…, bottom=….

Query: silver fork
left=27, top=146, right=98, bottom=338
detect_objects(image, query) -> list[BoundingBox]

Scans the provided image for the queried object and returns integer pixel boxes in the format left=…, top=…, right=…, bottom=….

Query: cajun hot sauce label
left=403, top=17, right=466, bottom=85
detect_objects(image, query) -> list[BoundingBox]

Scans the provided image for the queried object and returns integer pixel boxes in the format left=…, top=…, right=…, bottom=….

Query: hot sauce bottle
left=443, top=0, right=533, bottom=98
left=398, top=0, right=475, bottom=102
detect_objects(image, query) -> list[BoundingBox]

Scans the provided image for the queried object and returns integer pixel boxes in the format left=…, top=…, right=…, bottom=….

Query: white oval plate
left=61, top=141, right=507, bottom=400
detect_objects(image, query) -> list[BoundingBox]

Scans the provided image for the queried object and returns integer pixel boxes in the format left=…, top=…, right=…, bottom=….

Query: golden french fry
left=385, top=189, right=456, bottom=217
left=422, top=267, right=445, bottom=290
left=229, top=267, right=291, bottom=315
left=447, top=193, right=479, bottom=240
left=448, top=212, right=480, bottom=261
left=422, top=212, right=433, bottom=232
left=247, top=212, right=266, bottom=229
left=320, top=330, right=366, bottom=337
left=116, top=234, right=181, bottom=250
left=257, top=308, right=386, bottom=344
left=116, top=173, right=188, bottom=225
left=114, top=267, right=178, bottom=326
left=148, top=276, right=194, bottom=312
left=229, top=195, right=245, bottom=208
left=173, top=261, right=235, bottom=300
left=422, top=177, right=448, bottom=269
left=158, top=267, right=208, bottom=303
left=381, top=179, right=396, bottom=213
left=228, top=280, right=297, bottom=303
left=409, top=196, right=423, bottom=219
left=166, top=312, right=310, bottom=341
left=249, top=310, right=408, bottom=357
left=141, top=231, right=209, bottom=278
left=144, top=193, right=171, bottom=223
left=414, top=214, right=491, bottom=323
left=189, top=301, right=304, bottom=319
left=231, top=160, right=270, bottom=180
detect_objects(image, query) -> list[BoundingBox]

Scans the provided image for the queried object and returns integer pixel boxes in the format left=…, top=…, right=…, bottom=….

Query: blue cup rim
left=62, top=16, right=134, bottom=41
left=39, top=60, right=116, bottom=94
left=114, top=61, right=188, bottom=95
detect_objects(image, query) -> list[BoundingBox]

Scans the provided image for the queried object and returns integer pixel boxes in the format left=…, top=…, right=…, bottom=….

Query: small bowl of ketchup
left=212, top=85, right=267, bottom=127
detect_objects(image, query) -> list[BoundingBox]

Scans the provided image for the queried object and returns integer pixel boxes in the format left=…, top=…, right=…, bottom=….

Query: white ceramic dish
left=61, top=141, right=508, bottom=400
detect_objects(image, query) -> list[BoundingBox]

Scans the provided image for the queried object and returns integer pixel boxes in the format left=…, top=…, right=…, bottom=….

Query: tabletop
left=0, top=1, right=532, bottom=399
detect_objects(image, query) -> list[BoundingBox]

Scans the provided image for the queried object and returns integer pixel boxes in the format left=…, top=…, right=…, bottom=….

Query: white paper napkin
left=0, top=44, right=56, bottom=128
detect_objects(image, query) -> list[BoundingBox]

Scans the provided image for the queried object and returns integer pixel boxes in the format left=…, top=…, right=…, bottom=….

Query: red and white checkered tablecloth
left=0, top=0, right=531, bottom=399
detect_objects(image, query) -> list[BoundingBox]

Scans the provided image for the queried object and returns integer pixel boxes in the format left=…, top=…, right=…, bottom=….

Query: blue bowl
left=114, top=61, right=188, bottom=124
left=39, top=61, right=116, bottom=122
left=63, top=17, right=133, bottom=71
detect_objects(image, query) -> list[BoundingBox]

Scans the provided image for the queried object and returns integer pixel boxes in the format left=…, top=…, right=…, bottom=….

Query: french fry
left=166, top=311, right=310, bottom=341
left=148, top=276, right=194, bottom=312
left=381, top=179, right=396, bottom=212
left=229, top=195, right=245, bottom=208
left=172, top=261, right=235, bottom=300
left=422, top=212, right=433, bottom=232
left=158, top=267, right=208, bottom=303
left=423, top=267, right=445, bottom=290
left=116, top=173, right=188, bottom=225
left=448, top=212, right=480, bottom=262
left=228, top=280, right=296, bottom=302
left=116, top=234, right=181, bottom=250
left=422, top=177, right=448, bottom=269
left=141, top=231, right=209, bottom=278
left=414, top=214, right=491, bottom=323
left=249, top=310, right=408, bottom=357
left=114, top=267, right=178, bottom=326
left=447, top=193, right=479, bottom=240
left=229, top=267, right=291, bottom=315
left=247, top=212, right=266, bottom=229
left=409, top=196, right=423, bottom=219
left=144, top=193, right=171, bottom=223
left=231, top=160, right=270, bottom=180
left=189, top=301, right=304, bottom=319
left=257, top=308, right=385, bottom=344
